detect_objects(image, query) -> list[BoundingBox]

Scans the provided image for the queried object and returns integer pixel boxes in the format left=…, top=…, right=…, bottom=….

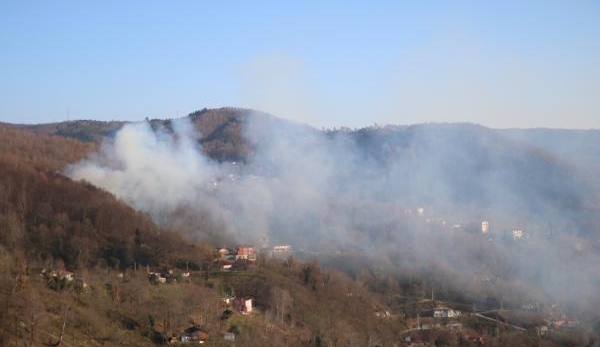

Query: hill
left=3, top=115, right=600, bottom=346
left=7, top=119, right=126, bottom=144
left=10, top=109, right=600, bottom=243
left=0, top=125, right=434, bottom=347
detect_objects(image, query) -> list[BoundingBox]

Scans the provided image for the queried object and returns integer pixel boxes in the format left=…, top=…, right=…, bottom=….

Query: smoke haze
left=67, top=113, right=600, bottom=311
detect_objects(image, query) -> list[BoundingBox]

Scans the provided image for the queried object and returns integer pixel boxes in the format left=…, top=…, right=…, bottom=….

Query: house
left=181, top=326, right=209, bottom=343
left=424, top=306, right=461, bottom=318
left=224, top=332, right=235, bottom=341
left=375, top=310, right=391, bottom=318
left=552, top=317, right=578, bottom=328
left=439, top=307, right=461, bottom=318
left=235, top=246, right=256, bottom=261
left=273, top=245, right=292, bottom=253
left=148, top=272, right=167, bottom=284
left=481, top=221, right=489, bottom=233
left=512, top=229, right=524, bottom=240
left=218, top=247, right=233, bottom=259
left=63, top=271, right=74, bottom=282
left=232, top=297, right=253, bottom=314
left=521, top=301, right=541, bottom=311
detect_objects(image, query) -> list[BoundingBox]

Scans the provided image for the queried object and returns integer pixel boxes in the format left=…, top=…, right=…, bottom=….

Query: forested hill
left=0, top=124, right=96, bottom=171
left=7, top=119, right=126, bottom=144
left=11, top=108, right=600, bottom=169
left=0, top=123, right=409, bottom=347
left=3, top=117, right=600, bottom=346
left=0, top=124, right=209, bottom=271
left=11, top=108, right=600, bottom=236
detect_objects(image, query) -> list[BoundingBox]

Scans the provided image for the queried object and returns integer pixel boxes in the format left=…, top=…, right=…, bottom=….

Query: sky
left=0, top=1, right=599, bottom=129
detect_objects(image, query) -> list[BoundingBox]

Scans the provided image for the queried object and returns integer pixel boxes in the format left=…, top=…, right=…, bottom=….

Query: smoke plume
left=67, top=113, right=600, bottom=312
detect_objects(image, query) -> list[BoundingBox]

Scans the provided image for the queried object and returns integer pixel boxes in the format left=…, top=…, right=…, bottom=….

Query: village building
left=422, top=305, right=462, bottom=318
left=481, top=220, right=489, bottom=233
left=218, top=247, right=234, bottom=259
left=235, top=246, right=256, bottom=261
left=273, top=245, right=292, bottom=253
left=552, top=317, right=578, bottom=328
left=232, top=297, right=253, bottom=314
left=180, top=326, right=209, bottom=343
left=224, top=332, right=236, bottom=341
left=512, top=229, right=524, bottom=240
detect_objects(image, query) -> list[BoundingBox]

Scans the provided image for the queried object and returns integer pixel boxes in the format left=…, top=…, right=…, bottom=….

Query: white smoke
left=68, top=119, right=216, bottom=214
left=66, top=113, right=600, bottom=311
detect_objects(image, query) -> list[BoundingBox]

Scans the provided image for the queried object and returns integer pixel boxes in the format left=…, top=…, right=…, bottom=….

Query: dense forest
left=2, top=116, right=600, bottom=347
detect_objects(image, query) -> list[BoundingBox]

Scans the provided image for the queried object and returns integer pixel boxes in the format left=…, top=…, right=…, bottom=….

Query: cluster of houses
left=167, top=328, right=237, bottom=344
left=215, top=246, right=257, bottom=270
left=164, top=296, right=252, bottom=344
left=41, top=268, right=87, bottom=292
left=147, top=268, right=191, bottom=285
left=169, top=326, right=209, bottom=344
left=408, top=300, right=581, bottom=341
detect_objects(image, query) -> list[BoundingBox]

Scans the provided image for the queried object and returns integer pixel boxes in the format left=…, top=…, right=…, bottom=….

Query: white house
left=433, top=306, right=461, bottom=318
left=481, top=221, right=489, bottom=233
left=512, top=229, right=524, bottom=240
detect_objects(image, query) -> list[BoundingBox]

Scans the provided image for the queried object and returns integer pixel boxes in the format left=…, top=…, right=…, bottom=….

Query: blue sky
left=1, top=1, right=599, bottom=128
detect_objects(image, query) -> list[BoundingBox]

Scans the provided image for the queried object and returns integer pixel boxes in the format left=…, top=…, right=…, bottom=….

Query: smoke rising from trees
left=67, top=114, right=600, bottom=310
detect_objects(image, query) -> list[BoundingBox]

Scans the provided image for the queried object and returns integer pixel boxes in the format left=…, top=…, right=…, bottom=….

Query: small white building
left=481, top=221, right=489, bottom=233
left=512, top=229, right=524, bottom=240
left=273, top=245, right=292, bottom=253
left=433, top=306, right=461, bottom=318
left=224, top=332, right=236, bottom=341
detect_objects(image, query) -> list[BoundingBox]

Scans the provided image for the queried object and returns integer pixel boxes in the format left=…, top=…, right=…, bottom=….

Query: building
left=553, top=317, right=578, bottom=328
left=233, top=297, right=253, bottom=314
left=181, top=326, right=209, bottom=343
left=512, top=229, right=524, bottom=240
left=224, top=332, right=236, bottom=341
left=425, top=306, right=461, bottom=318
left=218, top=247, right=234, bottom=259
left=273, top=245, right=292, bottom=253
left=481, top=220, right=489, bottom=233
left=235, top=246, right=256, bottom=261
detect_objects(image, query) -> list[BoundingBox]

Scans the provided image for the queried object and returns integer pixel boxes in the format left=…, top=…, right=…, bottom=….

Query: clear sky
left=1, top=1, right=599, bottom=128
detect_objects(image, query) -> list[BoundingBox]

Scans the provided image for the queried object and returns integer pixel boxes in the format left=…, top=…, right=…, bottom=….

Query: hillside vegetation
left=0, top=123, right=403, bottom=347
left=3, top=114, right=600, bottom=347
